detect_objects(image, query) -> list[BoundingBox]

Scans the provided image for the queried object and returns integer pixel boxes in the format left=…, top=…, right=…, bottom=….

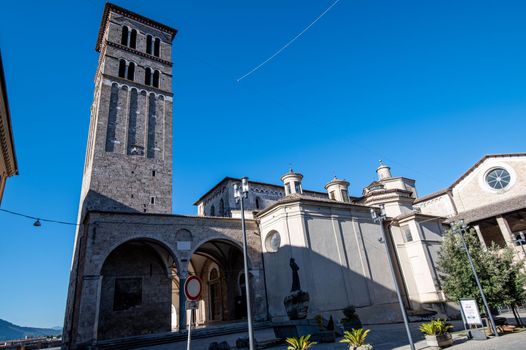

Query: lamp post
left=234, top=177, right=255, bottom=350
left=451, top=220, right=499, bottom=337
left=370, top=205, right=416, bottom=350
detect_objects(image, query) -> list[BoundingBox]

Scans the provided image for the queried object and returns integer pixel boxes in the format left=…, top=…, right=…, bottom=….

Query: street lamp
left=234, top=177, right=255, bottom=350
left=370, top=205, right=416, bottom=350
left=451, top=220, right=499, bottom=337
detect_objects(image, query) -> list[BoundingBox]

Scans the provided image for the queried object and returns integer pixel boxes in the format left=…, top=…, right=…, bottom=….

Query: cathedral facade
left=63, top=3, right=526, bottom=349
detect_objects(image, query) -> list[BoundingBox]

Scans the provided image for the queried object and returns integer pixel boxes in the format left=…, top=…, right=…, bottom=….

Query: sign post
left=184, top=275, right=202, bottom=350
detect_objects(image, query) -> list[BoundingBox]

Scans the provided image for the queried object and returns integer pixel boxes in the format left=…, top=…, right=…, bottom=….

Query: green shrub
left=340, top=328, right=372, bottom=349
left=285, top=335, right=317, bottom=350
left=419, top=319, right=453, bottom=336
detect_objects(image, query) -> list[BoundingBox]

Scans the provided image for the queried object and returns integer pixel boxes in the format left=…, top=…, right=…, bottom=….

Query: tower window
left=154, top=38, right=160, bottom=57
left=121, top=26, right=129, bottom=46
left=118, top=59, right=126, bottom=78
left=152, top=170, right=156, bottom=177
left=127, top=62, right=135, bottom=81
left=150, top=196, right=155, bottom=205
left=130, top=29, right=137, bottom=49
left=145, top=68, right=152, bottom=86
left=153, top=70, right=160, bottom=88
left=146, top=35, right=153, bottom=55
left=256, top=197, right=261, bottom=209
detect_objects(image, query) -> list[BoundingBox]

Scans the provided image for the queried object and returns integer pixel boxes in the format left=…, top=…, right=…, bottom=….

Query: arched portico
left=97, top=239, right=179, bottom=340
left=187, top=238, right=252, bottom=326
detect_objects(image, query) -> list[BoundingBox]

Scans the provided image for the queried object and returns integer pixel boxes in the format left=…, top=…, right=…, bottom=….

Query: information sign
left=460, top=299, right=483, bottom=325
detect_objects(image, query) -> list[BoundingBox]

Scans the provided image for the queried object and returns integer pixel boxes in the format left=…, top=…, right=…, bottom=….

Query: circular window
left=265, top=231, right=281, bottom=252
left=485, top=168, right=511, bottom=190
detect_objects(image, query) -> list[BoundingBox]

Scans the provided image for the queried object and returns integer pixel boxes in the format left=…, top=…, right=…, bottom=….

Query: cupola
left=376, top=160, right=392, bottom=180
left=281, top=169, right=303, bottom=196
left=324, top=177, right=350, bottom=202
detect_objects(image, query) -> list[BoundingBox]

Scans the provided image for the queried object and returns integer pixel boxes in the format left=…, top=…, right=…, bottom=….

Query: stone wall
left=64, top=211, right=266, bottom=348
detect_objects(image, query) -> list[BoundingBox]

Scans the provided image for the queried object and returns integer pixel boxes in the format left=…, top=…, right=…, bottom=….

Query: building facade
left=0, top=52, right=18, bottom=205
left=64, top=3, right=526, bottom=349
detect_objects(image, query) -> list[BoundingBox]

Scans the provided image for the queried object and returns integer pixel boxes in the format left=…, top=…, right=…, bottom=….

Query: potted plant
left=285, top=335, right=317, bottom=350
left=340, top=328, right=373, bottom=350
left=341, top=305, right=362, bottom=331
left=419, top=319, right=453, bottom=348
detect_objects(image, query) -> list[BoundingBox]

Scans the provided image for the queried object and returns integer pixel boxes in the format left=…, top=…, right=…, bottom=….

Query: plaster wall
left=415, top=194, right=455, bottom=218
left=451, top=156, right=526, bottom=213
left=258, top=201, right=401, bottom=324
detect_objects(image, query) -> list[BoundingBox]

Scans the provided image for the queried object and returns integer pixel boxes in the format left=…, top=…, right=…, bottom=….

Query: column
left=76, top=275, right=103, bottom=345
left=178, top=269, right=187, bottom=331
left=473, top=225, right=487, bottom=248
left=496, top=216, right=514, bottom=247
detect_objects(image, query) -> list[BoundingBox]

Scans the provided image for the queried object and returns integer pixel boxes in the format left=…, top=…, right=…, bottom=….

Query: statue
left=283, top=257, right=310, bottom=320
left=290, top=258, right=301, bottom=292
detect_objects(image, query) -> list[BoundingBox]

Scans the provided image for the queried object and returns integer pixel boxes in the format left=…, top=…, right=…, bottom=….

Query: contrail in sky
left=236, top=0, right=342, bottom=82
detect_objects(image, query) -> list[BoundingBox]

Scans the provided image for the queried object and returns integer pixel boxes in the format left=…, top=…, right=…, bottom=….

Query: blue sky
left=0, top=0, right=525, bottom=328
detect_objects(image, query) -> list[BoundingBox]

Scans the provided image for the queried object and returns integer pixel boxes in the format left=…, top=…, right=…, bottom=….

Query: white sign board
left=460, top=299, right=483, bottom=325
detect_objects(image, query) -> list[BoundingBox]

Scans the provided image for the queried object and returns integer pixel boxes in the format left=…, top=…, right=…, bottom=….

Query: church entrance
left=188, top=239, right=248, bottom=326
left=97, top=239, right=179, bottom=340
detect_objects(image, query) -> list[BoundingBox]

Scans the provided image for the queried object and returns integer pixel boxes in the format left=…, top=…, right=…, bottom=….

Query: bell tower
left=80, top=3, right=177, bottom=214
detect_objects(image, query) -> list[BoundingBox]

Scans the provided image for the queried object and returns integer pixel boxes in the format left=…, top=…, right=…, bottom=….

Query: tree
left=438, top=227, right=526, bottom=322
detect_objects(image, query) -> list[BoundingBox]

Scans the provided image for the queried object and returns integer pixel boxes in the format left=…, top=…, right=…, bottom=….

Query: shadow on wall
left=88, top=223, right=265, bottom=343
left=84, top=190, right=140, bottom=213
left=264, top=243, right=409, bottom=325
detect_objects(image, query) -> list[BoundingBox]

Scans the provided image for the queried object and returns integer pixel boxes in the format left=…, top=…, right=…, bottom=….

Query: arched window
left=121, top=26, right=129, bottom=46
left=255, top=197, right=261, bottom=210
left=154, top=38, right=160, bottom=57
left=118, top=59, right=126, bottom=78
left=153, top=70, right=160, bottom=88
left=127, top=62, right=135, bottom=81
left=145, top=68, right=152, bottom=86
left=146, top=35, right=153, bottom=55
left=210, top=205, right=215, bottom=217
left=219, top=199, right=224, bottom=217
left=130, top=29, right=137, bottom=49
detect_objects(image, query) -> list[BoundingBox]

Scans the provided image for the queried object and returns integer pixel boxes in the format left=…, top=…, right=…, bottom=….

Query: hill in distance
left=0, top=319, right=62, bottom=341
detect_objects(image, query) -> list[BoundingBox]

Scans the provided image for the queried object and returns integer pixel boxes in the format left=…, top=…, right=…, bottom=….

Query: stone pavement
left=135, top=315, right=526, bottom=350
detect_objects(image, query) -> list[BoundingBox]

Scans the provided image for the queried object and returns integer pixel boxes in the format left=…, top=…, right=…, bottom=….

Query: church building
left=63, top=3, right=526, bottom=349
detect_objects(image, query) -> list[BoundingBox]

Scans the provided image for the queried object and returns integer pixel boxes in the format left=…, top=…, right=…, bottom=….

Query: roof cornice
left=96, top=3, right=178, bottom=52
left=0, top=52, right=18, bottom=176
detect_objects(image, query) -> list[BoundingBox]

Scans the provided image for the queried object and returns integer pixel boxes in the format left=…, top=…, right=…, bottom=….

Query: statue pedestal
left=283, top=290, right=310, bottom=320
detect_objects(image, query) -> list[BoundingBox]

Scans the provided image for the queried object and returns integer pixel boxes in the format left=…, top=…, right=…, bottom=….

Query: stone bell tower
left=80, top=3, right=177, bottom=214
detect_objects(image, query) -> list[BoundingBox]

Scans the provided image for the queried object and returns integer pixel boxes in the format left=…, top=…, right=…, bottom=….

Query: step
left=94, top=322, right=272, bottom=350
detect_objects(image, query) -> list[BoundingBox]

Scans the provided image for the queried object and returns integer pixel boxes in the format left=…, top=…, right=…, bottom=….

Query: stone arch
left=187, top=238, right=253, bottom=325
left=97, top=236, right=179, bottom=276
left=97, top=238, right=180, bottom=339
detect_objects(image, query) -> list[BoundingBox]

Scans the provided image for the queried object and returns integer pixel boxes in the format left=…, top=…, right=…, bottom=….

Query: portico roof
left=445, top=194, right=526, bottom=224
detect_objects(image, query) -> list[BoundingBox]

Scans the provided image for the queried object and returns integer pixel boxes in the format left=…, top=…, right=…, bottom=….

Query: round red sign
left=184, top=275, right=202, bottom=301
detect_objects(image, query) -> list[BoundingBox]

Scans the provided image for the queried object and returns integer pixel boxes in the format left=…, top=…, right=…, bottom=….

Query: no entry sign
left=184, top=275, right=202, bottom=301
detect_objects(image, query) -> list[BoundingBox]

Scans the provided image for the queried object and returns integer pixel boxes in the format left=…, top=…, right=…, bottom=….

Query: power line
left=236, top=0, right=341, bottom=82
left=0, top=208, right=78, bottom=226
